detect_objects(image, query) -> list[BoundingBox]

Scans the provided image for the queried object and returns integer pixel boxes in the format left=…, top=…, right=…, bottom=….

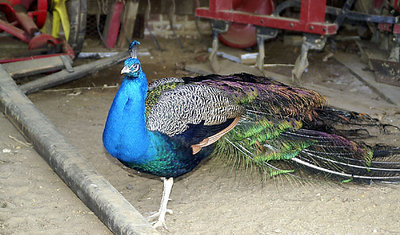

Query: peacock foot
left=149, top=177, right=174, bottom=229
left=148, top=208, right=173, bottom=229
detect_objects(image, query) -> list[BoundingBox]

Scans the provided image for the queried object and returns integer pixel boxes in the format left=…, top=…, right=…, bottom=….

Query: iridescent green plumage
left=211, top=114, right=312, bottom=178
left=140, top=72, right=400, bottom=182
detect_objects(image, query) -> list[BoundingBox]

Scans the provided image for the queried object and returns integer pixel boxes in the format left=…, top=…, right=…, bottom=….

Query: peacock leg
left=149, top=177, right=174, bottom=229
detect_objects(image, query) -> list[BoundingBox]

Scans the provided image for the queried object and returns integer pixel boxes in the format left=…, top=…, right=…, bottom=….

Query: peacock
left=103, top=41, right=400, bottom=229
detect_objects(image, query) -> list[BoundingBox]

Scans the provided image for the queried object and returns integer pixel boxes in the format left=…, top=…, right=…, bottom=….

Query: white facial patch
left=130, top=64, right=140, bottom=72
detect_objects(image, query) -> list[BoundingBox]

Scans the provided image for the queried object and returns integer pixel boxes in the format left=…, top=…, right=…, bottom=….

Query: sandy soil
left=1, top=38, right=400, bottom=234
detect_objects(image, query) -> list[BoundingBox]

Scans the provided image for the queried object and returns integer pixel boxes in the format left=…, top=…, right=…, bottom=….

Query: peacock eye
left=130, top=64, right=139, bottom=72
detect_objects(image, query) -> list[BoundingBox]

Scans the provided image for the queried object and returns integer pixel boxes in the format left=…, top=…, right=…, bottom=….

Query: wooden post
left=102, top=1, right=125, bottom=48
left=117, top=0, right=139, bottom=48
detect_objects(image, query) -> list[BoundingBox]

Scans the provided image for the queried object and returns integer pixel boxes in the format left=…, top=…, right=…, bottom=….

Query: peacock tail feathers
left=183, top=73, right=327, bottom=121
left=141, top=73, right=400, bottom=182
left=211, top=111, right=309, bottom=178
left=144, top=73, right=328, bottom=138
left=211, top=109, right=400, bottom=182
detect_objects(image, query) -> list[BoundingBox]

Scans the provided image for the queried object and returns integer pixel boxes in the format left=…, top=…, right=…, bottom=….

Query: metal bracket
left=209, top=20, right=229, bottom=72
left=255, top=27, right=278, bottom=72
left=60, top=55, right=74, bottom=73
left=334, top=0, right=355, bottom=27
left=292, top=33, right=327, bottom=80
left=388, top=33, right=400, bottom=62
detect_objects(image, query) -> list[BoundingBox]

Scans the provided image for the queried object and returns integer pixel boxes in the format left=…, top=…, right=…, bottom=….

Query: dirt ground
left=1, top=37, right=400, bottom=234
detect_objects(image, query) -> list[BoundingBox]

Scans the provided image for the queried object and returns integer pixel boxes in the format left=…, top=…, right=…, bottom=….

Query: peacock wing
left=146, top=83, right=245, bottom=151
left=145, top=77, right=185, bottom=118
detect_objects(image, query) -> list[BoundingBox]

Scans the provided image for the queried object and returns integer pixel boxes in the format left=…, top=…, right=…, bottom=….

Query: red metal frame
left=375, top=0, right=400, bottom=34
left=27, top=1, right=48, bottom=29
left=103, top=1, right=124, bottom=48
left=218, top=0, right=275, bottom=48
left=0, top=0, right=47, bottom=43
left=0, top=0, right=74, bottom=60
left=0, top=38, right=75, bottom=64
left=196, top=0, right=338, bottom=35
left=0, top=17, right=30, bottom=42
left=0, top=0, right=47, bottom=31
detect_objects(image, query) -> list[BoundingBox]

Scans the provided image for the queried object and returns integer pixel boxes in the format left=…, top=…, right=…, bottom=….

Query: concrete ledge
left=0, top=65, right=158, bottom=235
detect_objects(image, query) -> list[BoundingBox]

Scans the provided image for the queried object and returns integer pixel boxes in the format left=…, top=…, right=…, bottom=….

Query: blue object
left=103, top=43, right=212, bottom=178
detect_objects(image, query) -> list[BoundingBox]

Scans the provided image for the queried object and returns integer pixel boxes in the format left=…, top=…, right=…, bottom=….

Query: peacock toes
left=148, top=177, right=174, bottom=229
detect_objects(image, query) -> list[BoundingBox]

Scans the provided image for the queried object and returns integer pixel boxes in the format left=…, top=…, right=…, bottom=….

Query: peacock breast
left=124, top=132, right=214, bottom=178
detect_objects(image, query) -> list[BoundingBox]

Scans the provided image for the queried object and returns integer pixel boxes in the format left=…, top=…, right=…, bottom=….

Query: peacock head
left=121, top=57, right=142, bottom=78
left=121, top=40, right=142, bottom=78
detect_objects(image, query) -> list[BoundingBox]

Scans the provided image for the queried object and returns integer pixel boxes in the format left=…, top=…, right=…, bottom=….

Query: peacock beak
left=121, top=66, right=130, bottom=74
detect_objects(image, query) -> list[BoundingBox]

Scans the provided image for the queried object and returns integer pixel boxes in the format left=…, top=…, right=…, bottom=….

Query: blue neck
left=103, top=72, right=156, bottom=163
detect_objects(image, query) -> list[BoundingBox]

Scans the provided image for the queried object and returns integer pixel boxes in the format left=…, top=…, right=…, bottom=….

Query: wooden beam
left=334, top=52, right=400, bottom=106
left=19, top=51, right=128, bottom=95
left=2, top=56, right=70, bottom=79
left=117, top=0, right=139, bottom=48
left=0, top=65, right=158, bottom=235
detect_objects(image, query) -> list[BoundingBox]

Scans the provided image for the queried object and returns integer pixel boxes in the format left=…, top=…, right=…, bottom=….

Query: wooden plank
left=2, top=56, right=68, bottom=78
left=0, top=65, right=159, bottom=235
left=356, top=40, right=388, bottom=62
left=117, top=0, right=139, bottom=48
left=334, top=52, right=400, bottom=106
left=19, top=51, right=129, bottom=95
left=355, top=40, right=388, bottom=69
